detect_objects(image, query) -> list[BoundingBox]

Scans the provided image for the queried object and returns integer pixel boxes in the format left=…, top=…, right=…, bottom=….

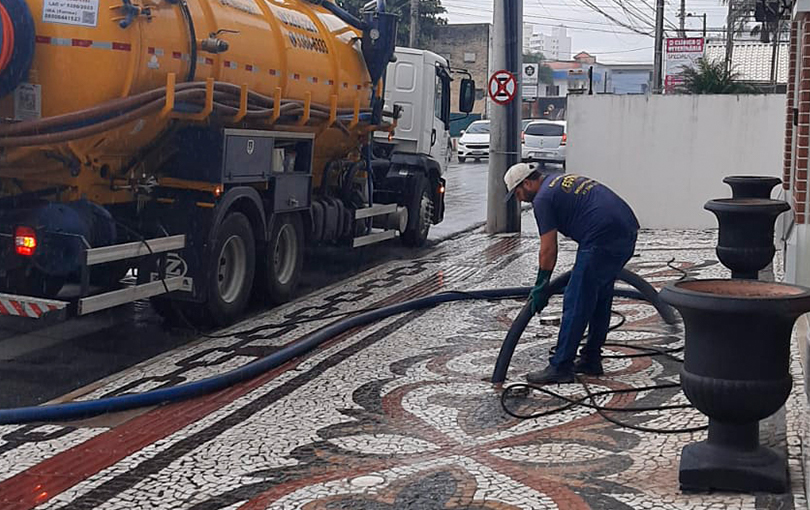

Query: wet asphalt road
left=0, top=161, right=492, bottom=408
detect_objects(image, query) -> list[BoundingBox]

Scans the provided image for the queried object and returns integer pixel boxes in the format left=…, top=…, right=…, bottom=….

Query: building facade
left=428, top=23, right=492, bottom=118
left=526, top=26, right=572, bottom=61
left=603, top=63, right=654, bottom=94
left=704, top=41, right=789, bottom=84
left=523, top=23, right=534, bottom=55
left=543, top=52, right=607, bottom=97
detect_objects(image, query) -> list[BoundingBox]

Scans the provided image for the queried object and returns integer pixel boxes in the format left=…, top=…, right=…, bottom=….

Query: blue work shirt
left=532, top=173, right=639, bottom=246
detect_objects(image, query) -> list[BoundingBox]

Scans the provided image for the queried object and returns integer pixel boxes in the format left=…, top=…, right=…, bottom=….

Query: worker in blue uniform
left=503, top=163, right=640, bottom=384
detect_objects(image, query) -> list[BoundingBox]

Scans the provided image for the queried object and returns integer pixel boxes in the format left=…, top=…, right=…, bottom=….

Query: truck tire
left=205, top=212, right=256, bottom=326
left=259, top=213, right=304, bottom=305
left=401, top=175, right=433, bottom=247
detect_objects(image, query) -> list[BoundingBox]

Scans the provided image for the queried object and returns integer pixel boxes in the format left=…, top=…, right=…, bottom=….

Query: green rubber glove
left=529, top=269, right=552, bottom=315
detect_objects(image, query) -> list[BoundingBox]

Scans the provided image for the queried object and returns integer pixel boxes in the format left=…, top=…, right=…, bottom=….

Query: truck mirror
left=459, top=78, right=475, bottom=113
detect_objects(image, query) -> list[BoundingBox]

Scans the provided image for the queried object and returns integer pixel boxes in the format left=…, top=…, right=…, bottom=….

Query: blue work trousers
left=550, top=234, right=637, bottom=371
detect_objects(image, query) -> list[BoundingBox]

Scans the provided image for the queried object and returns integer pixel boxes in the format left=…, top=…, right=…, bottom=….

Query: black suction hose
left=491, top=268, right=676, bottom=383
left=0, top=288, right=524, bottom=424
left=178, top=0, right=197, bottom=82
left=0, top=269, right=672, bottom=424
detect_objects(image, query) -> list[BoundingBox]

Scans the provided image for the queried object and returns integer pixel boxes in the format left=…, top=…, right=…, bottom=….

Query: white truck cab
left=377, top=48, right=459, bottom=174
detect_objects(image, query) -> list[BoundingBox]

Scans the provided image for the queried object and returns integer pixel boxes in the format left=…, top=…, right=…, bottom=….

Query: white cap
left=503, top=162, right=534, bottom=202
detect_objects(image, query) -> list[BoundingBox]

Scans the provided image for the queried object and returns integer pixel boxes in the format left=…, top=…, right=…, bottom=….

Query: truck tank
left=0, top=0, right=390, bottom=203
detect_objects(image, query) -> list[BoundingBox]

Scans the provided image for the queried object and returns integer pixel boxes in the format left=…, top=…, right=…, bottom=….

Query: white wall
left=567, top=94, right=786, bottom=229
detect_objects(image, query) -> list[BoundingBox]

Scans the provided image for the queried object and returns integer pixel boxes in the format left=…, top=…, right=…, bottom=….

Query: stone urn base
left=680, top=422, right=786, bottom=493
left=660, top=279, right=810, bottom=494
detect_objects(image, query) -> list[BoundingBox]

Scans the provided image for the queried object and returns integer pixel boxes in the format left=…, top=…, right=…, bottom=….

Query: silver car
left=522, top=120, right=567, bottom=168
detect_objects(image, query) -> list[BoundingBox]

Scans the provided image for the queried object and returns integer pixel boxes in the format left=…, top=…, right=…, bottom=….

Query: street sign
left=522, top=64, right=539, bottom=102
left=664, top=37, right=704, bottom=93
left=522, top=85, right=538, bottom=101
left=488, top=70, right=517, bottom=105
left=522, top=64, right=539, bottom=85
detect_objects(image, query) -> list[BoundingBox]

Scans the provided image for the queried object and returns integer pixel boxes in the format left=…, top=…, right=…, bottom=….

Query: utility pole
left=770, top=21, right=781, bottom=85
left=725, top=0, right=734, bottom=73
left=409, top=0, right=419, bottom=48
left=487, top=0, right=522, bottom=234
left=679, top=0, right=686, bottom=37
left=652, top=0, right=665, bottom=93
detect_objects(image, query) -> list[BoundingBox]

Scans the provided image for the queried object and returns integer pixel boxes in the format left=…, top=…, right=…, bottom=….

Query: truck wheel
left=259, top=213, right=304, bottom=305
left=401, top=176, right=433, bottom=247
left=206, top=212, right=256, bottom=326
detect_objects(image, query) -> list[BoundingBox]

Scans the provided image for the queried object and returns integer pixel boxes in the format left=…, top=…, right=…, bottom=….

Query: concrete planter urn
left=723, top=175, right=782, bottom=199
left=704, top=198, right=790, bottom=279
left=660, top=279, right=810, bottom=493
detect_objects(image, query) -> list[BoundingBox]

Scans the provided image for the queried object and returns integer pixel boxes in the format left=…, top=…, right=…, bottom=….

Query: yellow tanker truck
left=0, top=0, right=475, bottom=324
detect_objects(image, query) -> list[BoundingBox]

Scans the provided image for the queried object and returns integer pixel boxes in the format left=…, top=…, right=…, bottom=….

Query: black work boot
left=574, top=358, right=604, bottom=376
left=526, top=365, right=575, bottom=384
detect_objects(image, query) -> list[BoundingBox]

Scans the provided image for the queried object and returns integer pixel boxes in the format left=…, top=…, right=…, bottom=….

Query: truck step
left=77, top=277, right=185, bottom=316
left=0, top=293, right=68, bottom=320
left=354, top=204, right=397, bottom=220
left=352, top=229, right=397, bottom=248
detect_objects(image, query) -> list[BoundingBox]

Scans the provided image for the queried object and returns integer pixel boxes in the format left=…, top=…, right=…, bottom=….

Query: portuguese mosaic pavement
left=0, top=214, right=805, bottom=510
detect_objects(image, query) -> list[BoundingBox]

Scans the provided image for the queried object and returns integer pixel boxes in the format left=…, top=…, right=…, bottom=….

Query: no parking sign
left=488, top=70, right=517, bottom=105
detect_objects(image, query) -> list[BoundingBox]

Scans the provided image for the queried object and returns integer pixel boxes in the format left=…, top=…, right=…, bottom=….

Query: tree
left=338, top=0, right=447, bottom=48
left=721, top=0, right=788, bottom=43
left=523, top=52, right=555, bottom=85
left=677, top=57, right=756, bottom=94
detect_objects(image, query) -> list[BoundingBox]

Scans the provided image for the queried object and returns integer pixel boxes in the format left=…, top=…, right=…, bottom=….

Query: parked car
left=457, top=120, right=490, bottom=163
left=522, top=120, right=567, bottom=167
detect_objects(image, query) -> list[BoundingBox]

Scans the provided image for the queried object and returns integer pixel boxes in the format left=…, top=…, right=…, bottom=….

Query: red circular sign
left=488, top=70, right=517, bottom=105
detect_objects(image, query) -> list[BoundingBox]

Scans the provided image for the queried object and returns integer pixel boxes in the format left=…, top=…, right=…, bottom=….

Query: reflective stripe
left=36, top=36, right=132, bottom=51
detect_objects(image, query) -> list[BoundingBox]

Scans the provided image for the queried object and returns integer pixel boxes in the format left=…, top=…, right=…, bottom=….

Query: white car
left=457, top=120, right=490, bottom=163
left=522, top=120, right=567, bottom=167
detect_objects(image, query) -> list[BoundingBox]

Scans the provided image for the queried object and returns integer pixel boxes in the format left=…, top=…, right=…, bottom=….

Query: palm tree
left=677, top=57, right=756, bottom=94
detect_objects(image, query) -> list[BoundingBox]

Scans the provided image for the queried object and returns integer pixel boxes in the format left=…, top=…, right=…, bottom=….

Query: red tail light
left=521, top=131, right=525, bottom=143
left=15, top=226, right=37, bottom=257
left=561, top=133, right=567, bottom=146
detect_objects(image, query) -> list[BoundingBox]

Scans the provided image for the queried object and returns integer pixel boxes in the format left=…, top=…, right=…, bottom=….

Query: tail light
left=15, top=226, right=37, bottom=257
left=521, top=131, right=525, bottom=143
left=561, top=133, right=567, bottom=146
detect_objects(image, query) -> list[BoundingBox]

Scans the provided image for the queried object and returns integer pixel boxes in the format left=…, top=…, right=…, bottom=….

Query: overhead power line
left=621, top=0, right=681, bottom=30
left=445, top=7, right=655, bottom=36
left=457, top=1, right=661, bottom=36
left=576, top=0, right=655, bottom=35
left=597, top=45, right=656, bottom=53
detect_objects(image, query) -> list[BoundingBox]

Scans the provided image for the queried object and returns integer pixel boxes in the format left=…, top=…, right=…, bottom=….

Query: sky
left=437, top=0, right=736, bottom=63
